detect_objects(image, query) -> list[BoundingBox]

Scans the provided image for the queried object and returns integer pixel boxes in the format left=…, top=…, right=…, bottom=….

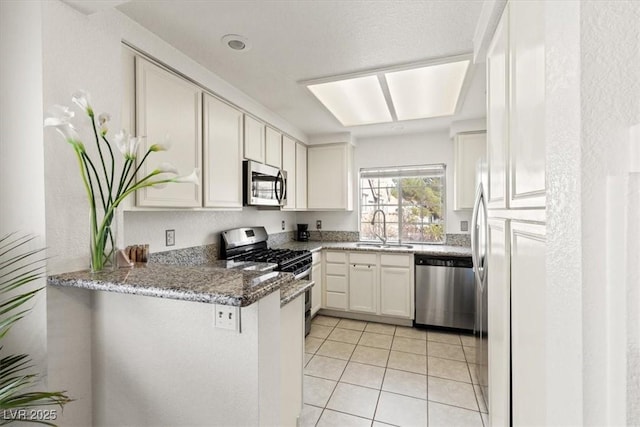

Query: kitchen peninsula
left=48, top=263, right=312, bottom=427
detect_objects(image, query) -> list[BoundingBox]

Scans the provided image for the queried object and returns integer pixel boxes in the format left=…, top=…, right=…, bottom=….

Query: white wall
left=124, top=208, right=295, bottom=252
left=580, top=1, right=640, bottom=425
left=544, top=1, right=583, bottom=423
left=0, top=0, right=47, bottom=390
left=298, top=131, right=473, bottom=236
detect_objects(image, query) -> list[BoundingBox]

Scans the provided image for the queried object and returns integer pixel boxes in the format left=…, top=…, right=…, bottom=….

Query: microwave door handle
left=281, top=173, right=287, bottom=201
left=274, top=171, right=283, bottom=203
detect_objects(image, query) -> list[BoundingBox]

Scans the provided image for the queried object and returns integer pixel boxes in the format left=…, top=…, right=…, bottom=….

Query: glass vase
left=90, top=208, right=117, bottom=273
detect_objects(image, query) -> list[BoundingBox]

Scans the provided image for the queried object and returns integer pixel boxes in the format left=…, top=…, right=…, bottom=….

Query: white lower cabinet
left=310, top=252, right=322, bottom=315
left=380, top=267, right=412, bottom=317
left=322, top=251, right=413, bottom=319
left=324, top=251, right=348, bottom=310
left=349, top=264, right=377, bottom=313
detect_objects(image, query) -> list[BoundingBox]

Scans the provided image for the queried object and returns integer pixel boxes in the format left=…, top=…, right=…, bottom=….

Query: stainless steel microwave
left=243, top=160, right=287, bottom=207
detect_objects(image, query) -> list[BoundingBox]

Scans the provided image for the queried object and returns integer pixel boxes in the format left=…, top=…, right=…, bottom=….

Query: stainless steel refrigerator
left=471, top=162, right=489, bottom=413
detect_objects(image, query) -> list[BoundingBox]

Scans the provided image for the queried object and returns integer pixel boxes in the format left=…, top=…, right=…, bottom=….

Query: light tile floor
left=303, top=315, right=487, bottom=427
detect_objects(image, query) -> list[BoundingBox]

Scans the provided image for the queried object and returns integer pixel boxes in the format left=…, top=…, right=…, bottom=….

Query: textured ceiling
left=117, top=0, right=485, bottom=139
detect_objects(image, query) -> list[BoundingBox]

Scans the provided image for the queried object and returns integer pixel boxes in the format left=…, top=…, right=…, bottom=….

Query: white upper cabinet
left=203, top=93, right=243, bottom=209
left=244, top=115, right=265, bottom=163
left=295, top=143, right=307, bottom=210
left=265, top=126, right=282, bottom=168
left=509, top=0, right=546, bottom=208
left=307, top=143, right=353, bottom=211
left=281, top=136, right=296, bottom=210
left=135, top=56, right=202, bottom=207
left=454, top=132, right=486, bottom=210
left=486, top=10, right=509, bottom=209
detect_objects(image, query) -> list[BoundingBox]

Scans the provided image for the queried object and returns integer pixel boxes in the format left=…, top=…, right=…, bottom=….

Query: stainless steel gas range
left=220, top=226, right=313, bottom=335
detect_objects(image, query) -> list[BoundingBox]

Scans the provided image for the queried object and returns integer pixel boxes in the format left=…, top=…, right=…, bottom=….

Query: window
left=359, top=165, right=446, bottom=244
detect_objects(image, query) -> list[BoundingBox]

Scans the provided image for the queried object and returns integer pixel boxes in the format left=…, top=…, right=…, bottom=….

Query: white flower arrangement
left=44, top=90, right=199, bottom=271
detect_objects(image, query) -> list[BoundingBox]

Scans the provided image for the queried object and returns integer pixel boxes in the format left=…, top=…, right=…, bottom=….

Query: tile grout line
left=309, top=318, right=482, bottom=424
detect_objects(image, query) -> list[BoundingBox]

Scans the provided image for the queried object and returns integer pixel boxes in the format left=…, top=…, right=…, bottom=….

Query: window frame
left=358, top=164, right=447, bottom=245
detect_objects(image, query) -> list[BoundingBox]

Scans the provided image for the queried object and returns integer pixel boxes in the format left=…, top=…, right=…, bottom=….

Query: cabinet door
left=380, top=267, right=411, bottom=318
left=509, top=0, right=546, bottom=208
left=307, top=143, right=353, bottom=211
left=281, top=136, right=296, bottom=210
left=510, top=221, right=546, bottom=426
left=243, top=115, right=265, bottom=163
left=265, top=126, right=282, bottom=168
left=348, top=264, right=377, bottom=313
left=203, top=94, right=243, bottom=208
left=486, top=7, right=508, bottom=209
left=487, top=218, right=510, bottom=426
left=295, top=143, right=307, bottom=210
left=135, top=56, right=202, bottom=207
left=454, top=132, right=487, bottom=210
left=311, top=262, right=322, bottom=315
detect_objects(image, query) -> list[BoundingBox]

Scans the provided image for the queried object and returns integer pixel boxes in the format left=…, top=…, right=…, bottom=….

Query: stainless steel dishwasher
left=414, top=254, right=475, bottom=331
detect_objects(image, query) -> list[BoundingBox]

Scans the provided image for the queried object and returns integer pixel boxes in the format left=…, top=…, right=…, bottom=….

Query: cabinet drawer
left=312, top=251, right=321, bottom=265
left=325, top=275, right=347, bottom=292
left=325, top=292, right=347, bottom=310
left=325, top=251, right=347, bottom=263
left=325, top=263, right=347, bottom=276
left=380, top=254, right=411, bottom=267
left=349, top=252, right=377, bottom=265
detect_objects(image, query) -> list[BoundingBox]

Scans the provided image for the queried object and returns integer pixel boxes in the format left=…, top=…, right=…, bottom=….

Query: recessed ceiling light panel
left=307, top=76, right=392, bottom=126
left=385, top=60, right=470, bottom=121
left=221, top=34, right=251, bottom=51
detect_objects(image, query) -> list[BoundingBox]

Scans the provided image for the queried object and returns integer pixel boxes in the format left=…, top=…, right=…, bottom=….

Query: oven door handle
left=294, top=267, right=312, bottom=280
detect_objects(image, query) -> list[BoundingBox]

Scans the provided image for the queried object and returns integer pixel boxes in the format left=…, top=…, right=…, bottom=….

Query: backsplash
left=446, top=233, right=471, bottom=247
left=149, top=230, right=295, bottom=265
left=308, top=231, right=360, bottom=242
left=267, top=231, right=295, bottom=246
left=149, top=244, right=218, bottom=266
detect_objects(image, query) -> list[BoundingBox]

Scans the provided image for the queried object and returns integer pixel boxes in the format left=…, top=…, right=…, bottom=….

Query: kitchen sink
left=355, top=243, right=413, bottom=249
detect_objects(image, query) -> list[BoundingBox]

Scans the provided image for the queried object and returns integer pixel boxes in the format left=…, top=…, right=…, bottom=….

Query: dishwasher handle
left=415, top=255, right=472, bottom=268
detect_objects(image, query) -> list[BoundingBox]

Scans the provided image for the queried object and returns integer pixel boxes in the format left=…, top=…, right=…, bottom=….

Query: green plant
left=0, top=233, right=72, bottom=426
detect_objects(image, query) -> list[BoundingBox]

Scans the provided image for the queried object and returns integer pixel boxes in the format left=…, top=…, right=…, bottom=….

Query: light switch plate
left=460, top=221, right=469, bottom=232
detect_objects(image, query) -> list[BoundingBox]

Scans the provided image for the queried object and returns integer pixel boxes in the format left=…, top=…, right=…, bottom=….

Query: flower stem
left=89, top=114, right=112, bottom=204
left=123, top=148, right=153, bottom=193
left=82, top=152, right=107, bottom=212
left=101, top=134, right=116, bottom=205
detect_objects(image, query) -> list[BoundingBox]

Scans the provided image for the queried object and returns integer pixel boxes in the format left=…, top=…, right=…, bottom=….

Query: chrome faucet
left=371, top=209, right=387, bottom=244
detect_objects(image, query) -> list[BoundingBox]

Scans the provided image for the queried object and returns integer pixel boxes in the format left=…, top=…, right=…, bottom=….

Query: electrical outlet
left=460, top=221, right=469, bottom=232
left=281, top=220, right=285, bottom=231
left=214, top=304, right=240, bottom=331
left=316, top=220, right=322, bottom=230
left=165, top=229, right=175, bottom=246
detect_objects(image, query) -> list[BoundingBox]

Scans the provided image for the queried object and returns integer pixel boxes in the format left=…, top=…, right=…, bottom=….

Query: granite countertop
left=48, top=262, right=310, bottom=307
left=274, top=241, right=472, bottom=257
left=280, top=279, right=313, bottom=307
